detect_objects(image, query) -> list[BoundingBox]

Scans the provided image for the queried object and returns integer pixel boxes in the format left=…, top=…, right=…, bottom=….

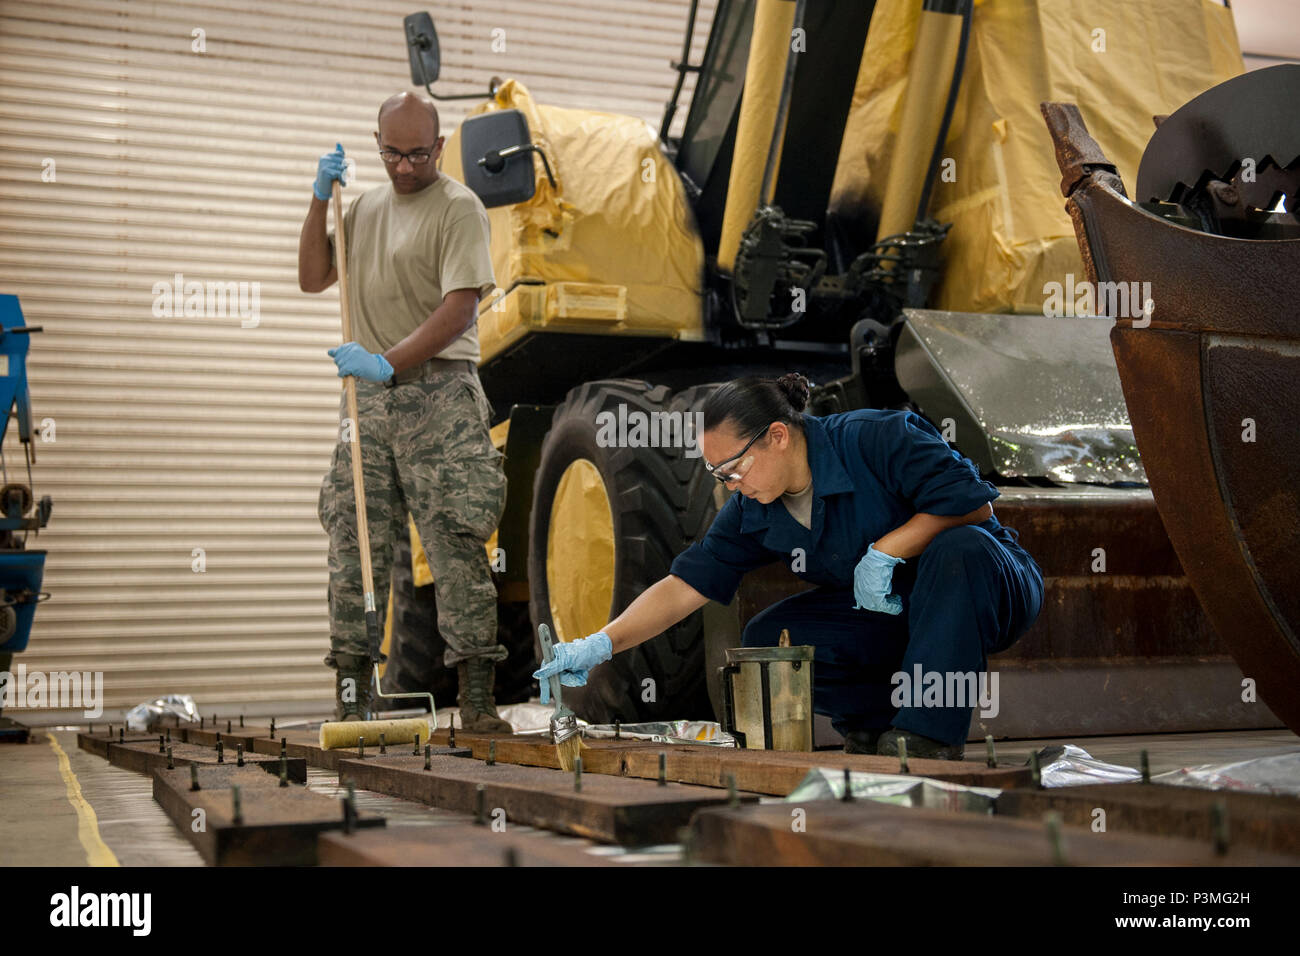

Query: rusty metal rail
left=997, top=783, right=1300, bottom=856
left=455, top=735, right=1029, bottom=793
left=105, top=739, right=306, bottom=783
left=318, top=824, right=631, bottom=867
left=690, top=800, right=1299, bottom=866
left=620, top=745, right=1029, bottom=793
left=184, top=724, right=274, bottom=749
left=153, top=765, right=383, bottom=866
left=339, top=753, right=758, bottom=845
left=249, top=728, right=469, bottom=771
left=465, top=735, right=660, bottom=774
left=77, top=728, right=158, bottom=759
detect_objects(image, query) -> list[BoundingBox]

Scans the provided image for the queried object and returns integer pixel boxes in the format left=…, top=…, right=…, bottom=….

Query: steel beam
left=107, top=739, right=306, bottom=783
left=153, top=765, right=384, bottom=866
left=318, top=825, right=628, bottom=867
left=426, top=728, right=510, bottom=747
left=77, top=729, right=158, bottom=759
left=338, top=753, right=758, bottom=845
left=690, top=800, right=1300, bottom=865
left=621, top=744, right=1030, bottom=794
left=183, top=725, right=274, bottom=749
left=456, top=735, right=1027, bottom=791
left=249, top=728, right=468, bottom=771
left=997, top=783, right=1300, bottom=855
left=464, top=735, right=661, bottom=774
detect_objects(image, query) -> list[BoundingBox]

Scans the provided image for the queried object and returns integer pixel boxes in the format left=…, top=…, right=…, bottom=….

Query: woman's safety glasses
left=702, top=423, right=773, bottom=484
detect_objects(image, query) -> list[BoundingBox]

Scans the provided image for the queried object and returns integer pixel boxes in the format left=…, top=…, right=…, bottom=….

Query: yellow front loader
left=382, top=0, right=1243, bottom=727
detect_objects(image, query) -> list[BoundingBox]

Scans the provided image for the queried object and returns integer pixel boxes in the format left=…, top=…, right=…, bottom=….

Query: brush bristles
left=555, top=733, right=587, bottom=771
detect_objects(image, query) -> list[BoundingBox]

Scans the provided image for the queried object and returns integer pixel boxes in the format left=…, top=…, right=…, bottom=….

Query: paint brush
left=538, top=623, right=587, bottom=771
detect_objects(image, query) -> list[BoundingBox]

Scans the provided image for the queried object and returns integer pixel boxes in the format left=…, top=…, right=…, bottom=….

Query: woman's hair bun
left=775, top=373, right=811, bottom=413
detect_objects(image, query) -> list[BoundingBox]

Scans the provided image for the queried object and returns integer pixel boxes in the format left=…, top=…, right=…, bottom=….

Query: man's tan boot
left=456, top=657, right=513, bottom=733
left=334, top=653, right=372, bottom=721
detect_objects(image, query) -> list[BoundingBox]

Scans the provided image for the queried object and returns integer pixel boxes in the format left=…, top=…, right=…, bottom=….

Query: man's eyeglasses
left=702, top=423, right=773, bottom=484
left=378, top=146, right=437, bottom=165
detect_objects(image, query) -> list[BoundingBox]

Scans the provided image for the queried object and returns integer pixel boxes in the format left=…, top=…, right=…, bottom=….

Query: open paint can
left=719, top=633, right=814, bottom=751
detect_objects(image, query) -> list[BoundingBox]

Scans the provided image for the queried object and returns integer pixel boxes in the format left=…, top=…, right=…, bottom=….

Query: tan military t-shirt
left=331, top=174, right=495, bottom=363
left=782, top=480, right=814, bottom=530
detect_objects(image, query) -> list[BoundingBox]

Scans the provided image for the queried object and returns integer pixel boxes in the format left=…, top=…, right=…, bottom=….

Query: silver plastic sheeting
left=428, top=705, right=737, bottom=745
left=1037, top=744, right=1143, bottom=787
left=584, top=720, right=737, bottom=746
left=305, top=768, right=681, bottom=863
left=785, top=767, right=1000, bottom=812
left=123, top=694, right=198, bottom=732
left=1151, top=752, right=1300, bottom=797
left=896, top=309, right=1147, bottom=484
left=434, top=702, right=559, bottom=734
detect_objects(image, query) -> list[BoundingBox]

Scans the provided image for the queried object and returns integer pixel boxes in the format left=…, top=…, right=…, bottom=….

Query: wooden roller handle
left=331, top=178, right=378, bottom=622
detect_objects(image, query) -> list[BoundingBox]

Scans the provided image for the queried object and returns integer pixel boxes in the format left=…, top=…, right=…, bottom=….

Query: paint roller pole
left=331, top=178, right=383, bottom=708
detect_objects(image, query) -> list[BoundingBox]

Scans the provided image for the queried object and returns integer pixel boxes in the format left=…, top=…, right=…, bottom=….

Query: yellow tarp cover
left=442, top=80, right=706, bottom=358
left=718, top=0, right=796, bottom=272
left=830, top=0, right=1243, bottom=314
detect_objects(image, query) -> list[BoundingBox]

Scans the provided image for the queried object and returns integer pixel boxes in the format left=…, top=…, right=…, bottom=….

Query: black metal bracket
left=478, top=143, right=557, bottom=189
left=659, top=0, right=704, bottom=141
left=718, top=663, right=747, bottom=749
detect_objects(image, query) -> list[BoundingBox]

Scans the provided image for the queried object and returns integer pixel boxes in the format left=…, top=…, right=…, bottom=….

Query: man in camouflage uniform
left=297, top=92, right=511, bottom=732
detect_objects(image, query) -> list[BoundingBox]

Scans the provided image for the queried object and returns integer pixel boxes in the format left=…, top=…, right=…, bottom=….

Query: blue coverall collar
left=736, top=414, right=855, bottom=549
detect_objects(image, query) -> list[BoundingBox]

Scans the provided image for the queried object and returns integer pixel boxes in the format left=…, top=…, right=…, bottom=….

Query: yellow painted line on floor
left=46, top=732, right=120, bottom=867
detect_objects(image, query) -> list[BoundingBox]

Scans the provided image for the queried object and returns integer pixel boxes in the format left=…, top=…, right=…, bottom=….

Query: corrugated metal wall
left=0, top=0, right=715, bottom=720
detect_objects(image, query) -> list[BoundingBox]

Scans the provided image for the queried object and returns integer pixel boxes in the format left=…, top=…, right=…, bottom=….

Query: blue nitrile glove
left=313, top=143, right=347, bottom=201
left=328, top=342, right=393, bottom=383
left=533, top=632, right=613, bottom=704
left=852, top=543, right=905, bottom=615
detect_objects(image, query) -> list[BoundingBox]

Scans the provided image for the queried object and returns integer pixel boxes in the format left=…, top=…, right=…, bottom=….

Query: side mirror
left=460, top=109, right=557, bottom=208
left=404, top=12, right=440, bottom=85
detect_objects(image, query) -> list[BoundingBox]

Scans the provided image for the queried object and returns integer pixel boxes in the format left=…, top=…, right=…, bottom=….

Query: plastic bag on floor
left=124, top=694, right=199, bottom=732
left=583, top=720, right=736, bottom=746
left=785, top=767, right=1000, bottom=811
left=1036, top=744, right=1143, bottom=787
left=1151, top=752, right=1300, bottom=796
left=432, top=702, right=735, bottom=745
left=434, top=701, right=559, bottom=734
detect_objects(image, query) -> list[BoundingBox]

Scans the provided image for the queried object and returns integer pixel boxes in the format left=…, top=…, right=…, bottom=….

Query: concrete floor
left=2, top=726, right=1297, bottom=866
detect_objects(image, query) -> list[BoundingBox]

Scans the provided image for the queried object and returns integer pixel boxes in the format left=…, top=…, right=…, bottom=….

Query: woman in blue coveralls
left=535, top=374, right=1044, bottom=759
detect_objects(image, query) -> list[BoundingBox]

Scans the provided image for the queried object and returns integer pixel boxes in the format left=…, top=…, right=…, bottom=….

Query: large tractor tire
left=528, top=380, right=720, bottom=723
left=381, top=529, right=536, bottom=712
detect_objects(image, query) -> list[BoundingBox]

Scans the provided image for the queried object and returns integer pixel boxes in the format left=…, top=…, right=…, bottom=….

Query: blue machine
left=0, top=295, right=51, bottom=656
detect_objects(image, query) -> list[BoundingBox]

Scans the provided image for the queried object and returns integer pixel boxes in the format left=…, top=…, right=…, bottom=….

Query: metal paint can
left=719, top=635, right=815, bottom=751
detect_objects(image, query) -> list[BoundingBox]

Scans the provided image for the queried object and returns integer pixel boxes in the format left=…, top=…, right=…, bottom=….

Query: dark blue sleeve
left=856, top=411, right=999, bottom=516
left=669, top=494, right=775, bottom=605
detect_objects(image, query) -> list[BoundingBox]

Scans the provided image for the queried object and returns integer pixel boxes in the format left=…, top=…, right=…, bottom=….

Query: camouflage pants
left=318, top=362, right=507, bottom=670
